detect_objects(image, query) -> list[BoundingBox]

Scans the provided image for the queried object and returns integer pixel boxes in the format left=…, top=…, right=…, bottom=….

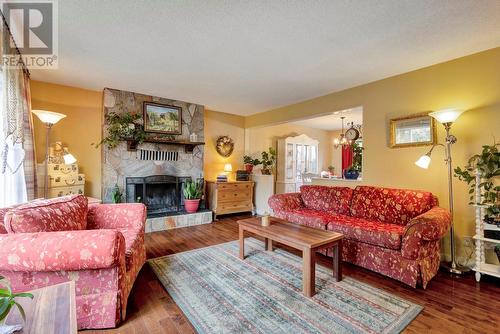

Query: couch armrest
left=268, top=193, right=303, bottom=212
left=401, top=206, right=451, bottom=259
left=87, top=203, right=147, bottom=231
left=0, top=229, right=125, bottom=272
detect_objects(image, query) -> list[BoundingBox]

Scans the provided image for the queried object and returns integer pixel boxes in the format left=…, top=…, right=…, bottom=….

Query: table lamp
left=224, top=163, right=233, bottom=180
left=415, top=108, right=469, bottom=274
left=32, top=109, right=66, bottom=198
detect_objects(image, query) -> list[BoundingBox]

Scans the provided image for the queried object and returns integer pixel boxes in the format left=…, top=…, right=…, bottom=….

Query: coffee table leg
left=265, top=238, right=273, bottom=251
left=239, top=226, right=245, bottom=260
left=303, top=248, right=316, bottom=297
left=332, top=240, right=342, bottom=282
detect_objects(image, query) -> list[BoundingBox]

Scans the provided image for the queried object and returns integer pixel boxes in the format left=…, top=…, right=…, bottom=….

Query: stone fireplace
left=101, top=88, right=211, bottom=231
left=125, top=175, right=206, bottom=218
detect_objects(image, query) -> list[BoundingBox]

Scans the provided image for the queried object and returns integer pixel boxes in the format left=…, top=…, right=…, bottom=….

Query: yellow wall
left=31, top=81, right=103, bottom=198
left=30, top=81, right=247, bottom=196
left=204, top=110, right=245, bottom=180
left=244, top=123, right=333, bottom=172
left=246, top=47, right=500, bottom=262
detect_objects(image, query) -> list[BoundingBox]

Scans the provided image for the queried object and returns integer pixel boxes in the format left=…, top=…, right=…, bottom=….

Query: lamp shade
left=32, top=109, right=66, bottom=124
left=63, top=153, right=77, bottom=165
left=224, top=163, right=233, bottom=172
left=415, top=154, right=431, bottom=169
left=429, top=109, right=464, bottom=124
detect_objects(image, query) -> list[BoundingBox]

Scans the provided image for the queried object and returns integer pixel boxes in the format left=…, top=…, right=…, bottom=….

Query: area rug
left=148, top=238, right=422, bottom=334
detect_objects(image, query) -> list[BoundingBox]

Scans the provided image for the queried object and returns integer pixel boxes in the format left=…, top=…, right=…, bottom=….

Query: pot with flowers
left=183, top=179, right=204, bottom=213
left=0, top=275, right=33, bottom=330
left=243, top=155, right=261, bottom=173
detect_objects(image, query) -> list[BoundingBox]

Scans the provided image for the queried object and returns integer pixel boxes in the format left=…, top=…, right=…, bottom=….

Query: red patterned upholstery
left=300, top=185, right=353, bottom=215
left=268, top=185, right=451, bottom=288
left=5, top=195, right=88, bottom=233
left=287, top=208, right=334, bottom=230
left=350, top=186, right=435, bottom=225
left=327, top=215, right=404, bottom=250
left=0, top=198, right=146, bottom=329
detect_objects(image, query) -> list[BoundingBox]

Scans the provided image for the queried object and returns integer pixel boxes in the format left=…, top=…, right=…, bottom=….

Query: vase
left=184, top=199, right=200, bottom=213
left=245, top=164, right=254, bottom=173
left=344, top=170, right=359, bottom=180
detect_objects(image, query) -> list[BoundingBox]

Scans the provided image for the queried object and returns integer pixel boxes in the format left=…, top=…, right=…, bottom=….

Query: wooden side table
left=4, top=281, right=77, bottom=334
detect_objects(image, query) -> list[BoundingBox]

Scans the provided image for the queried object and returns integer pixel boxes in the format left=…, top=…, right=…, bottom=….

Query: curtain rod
left=0, top=10, right=31, bottom=77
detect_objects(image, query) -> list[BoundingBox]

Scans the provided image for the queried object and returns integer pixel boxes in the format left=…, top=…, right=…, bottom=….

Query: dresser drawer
left=218, top=189, right=252, bottom=203
left=217, top=201, right=253, bottom=214
left=216, top=182, right=253, bottom=191
left=47, top=185, right=84, bottom=198
left=49, top=174, right=85, bottom=188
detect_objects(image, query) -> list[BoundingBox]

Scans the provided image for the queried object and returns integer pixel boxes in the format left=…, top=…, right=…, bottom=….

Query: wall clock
left=345, top=124, right=360, bottom=141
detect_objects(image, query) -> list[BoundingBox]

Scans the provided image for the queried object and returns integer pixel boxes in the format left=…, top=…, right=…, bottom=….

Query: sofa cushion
left=300, top=185, right=353, bottom=215
left=350, top=186, right=435, bottom=226
left=327, top=215, right=405, bottom=250
left=287, top=208, right=336, bottom=230
left=4, top=195, right=88, bottom=233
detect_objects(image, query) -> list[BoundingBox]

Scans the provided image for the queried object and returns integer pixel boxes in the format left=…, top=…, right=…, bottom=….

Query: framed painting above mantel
left=143, top=102, right=182, bottom=134
left=390, top=114, right=436, bottom=148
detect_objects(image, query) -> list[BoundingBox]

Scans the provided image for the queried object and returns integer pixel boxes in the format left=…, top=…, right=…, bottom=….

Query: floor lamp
left=32, top=110, right=66, bottom=198
left=415, top=108, right=470, bottom=274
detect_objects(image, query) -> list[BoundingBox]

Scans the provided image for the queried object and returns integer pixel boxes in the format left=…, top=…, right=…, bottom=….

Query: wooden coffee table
left=238, top=216, right=343, bottom=297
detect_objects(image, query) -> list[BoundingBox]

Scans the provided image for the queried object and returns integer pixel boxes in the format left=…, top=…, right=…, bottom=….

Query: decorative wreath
left=215, top=136, right=234, bottom=157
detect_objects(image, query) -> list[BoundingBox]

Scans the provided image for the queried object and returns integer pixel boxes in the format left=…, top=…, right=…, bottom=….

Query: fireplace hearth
left=125, top=175, right=203, bottom=218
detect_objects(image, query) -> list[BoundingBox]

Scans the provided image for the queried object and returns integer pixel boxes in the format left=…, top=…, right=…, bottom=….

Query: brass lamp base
left=440, top=261, right=471, bottom=275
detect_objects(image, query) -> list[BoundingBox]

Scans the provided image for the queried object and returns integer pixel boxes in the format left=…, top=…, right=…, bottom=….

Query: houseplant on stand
left=183, top=179, right=204, bottom=213
left=344, top=142, right=363, bottom=180
left=0, top=275, right=33, bottom=331
left=260, top=148, right=276, bottom=175
left=243, top=155, right=261, bottom=173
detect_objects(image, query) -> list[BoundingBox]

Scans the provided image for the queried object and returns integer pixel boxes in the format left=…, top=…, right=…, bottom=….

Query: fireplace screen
left=125, top=175, right=200, bottom=217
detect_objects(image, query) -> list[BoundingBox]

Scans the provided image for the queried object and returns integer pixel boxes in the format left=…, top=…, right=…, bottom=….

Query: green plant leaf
left=13, top=301, right=27, bottom=322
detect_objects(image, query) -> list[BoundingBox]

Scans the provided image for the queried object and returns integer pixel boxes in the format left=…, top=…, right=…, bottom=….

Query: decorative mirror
left=215, top=136, right=234, bottom=157
left=390, top=114, right=436, bottom=148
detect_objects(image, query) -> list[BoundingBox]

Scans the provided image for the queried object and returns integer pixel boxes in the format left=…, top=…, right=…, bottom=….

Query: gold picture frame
left=390, top=113, right=436, bottom=148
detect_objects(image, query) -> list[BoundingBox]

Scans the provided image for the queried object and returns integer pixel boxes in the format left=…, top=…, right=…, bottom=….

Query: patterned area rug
left=148, top=238, right=422, bottom=334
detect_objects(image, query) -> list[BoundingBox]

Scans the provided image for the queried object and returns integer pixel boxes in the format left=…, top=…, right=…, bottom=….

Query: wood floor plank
left=81, top=214, right=500, bottom=333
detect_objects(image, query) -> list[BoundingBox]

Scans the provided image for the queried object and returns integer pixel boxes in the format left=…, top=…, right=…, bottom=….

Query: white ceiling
left=30, top=0, right=500, bottom=116
left=289, top=107, right=363, bottom=131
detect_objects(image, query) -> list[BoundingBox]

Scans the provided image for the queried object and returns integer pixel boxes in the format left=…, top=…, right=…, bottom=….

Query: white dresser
left=37, top=162, right=85, bottom=198
left=276, top=134, right=319, bottom=194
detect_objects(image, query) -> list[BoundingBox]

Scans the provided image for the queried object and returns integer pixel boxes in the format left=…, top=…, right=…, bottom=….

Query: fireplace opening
left=125, top=175, right=204, bottom=218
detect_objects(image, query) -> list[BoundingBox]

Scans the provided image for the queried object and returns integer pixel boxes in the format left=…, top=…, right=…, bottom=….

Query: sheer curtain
left=0, top=17, right=36, bottom=207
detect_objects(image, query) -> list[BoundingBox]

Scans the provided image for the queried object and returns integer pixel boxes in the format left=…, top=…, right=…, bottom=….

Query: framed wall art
left=143, top=102, right=182, bottom=134
left=390, top=114, right=436, bottom=148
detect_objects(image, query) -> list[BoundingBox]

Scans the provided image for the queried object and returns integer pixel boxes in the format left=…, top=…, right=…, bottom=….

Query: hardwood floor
left=83, top=214, right=500, bottom=333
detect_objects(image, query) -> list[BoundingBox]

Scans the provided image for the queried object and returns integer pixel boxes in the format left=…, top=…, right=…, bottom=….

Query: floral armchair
left=0, top=195, right=146, bottom=329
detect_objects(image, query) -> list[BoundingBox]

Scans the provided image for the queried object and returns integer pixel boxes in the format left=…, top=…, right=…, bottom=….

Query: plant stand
left=472, top=170, right=500, bottom=282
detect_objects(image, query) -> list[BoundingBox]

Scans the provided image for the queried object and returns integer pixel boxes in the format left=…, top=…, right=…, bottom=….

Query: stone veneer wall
left=102, top=88, right=204, bottom=202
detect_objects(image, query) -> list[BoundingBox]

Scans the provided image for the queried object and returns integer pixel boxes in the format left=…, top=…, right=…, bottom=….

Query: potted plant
left=183, top=179, right=204, bottom=213
left=344, top=142, right=363, bottom=180
left=260, top=147, right=276, bottom=175
left=0, top=275, right=33, bottom=328
left=243, top=155, right=261, bottom=173
left=93, top=112, right=146, bottom=149
left=454, top=142, right=499, bottom=224
left=111, top=184, right=123, bottom=204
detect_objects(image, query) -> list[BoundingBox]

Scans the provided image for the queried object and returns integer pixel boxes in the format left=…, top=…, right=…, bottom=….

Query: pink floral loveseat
left=269, top=185, right=451, bottom=288
left=0, top=195, right=146, bottom=329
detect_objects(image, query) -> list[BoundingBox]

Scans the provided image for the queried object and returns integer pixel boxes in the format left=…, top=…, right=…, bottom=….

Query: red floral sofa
left=269, top=185, right=451, bottom=288
left=0, top=195, right=146, bottom=329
